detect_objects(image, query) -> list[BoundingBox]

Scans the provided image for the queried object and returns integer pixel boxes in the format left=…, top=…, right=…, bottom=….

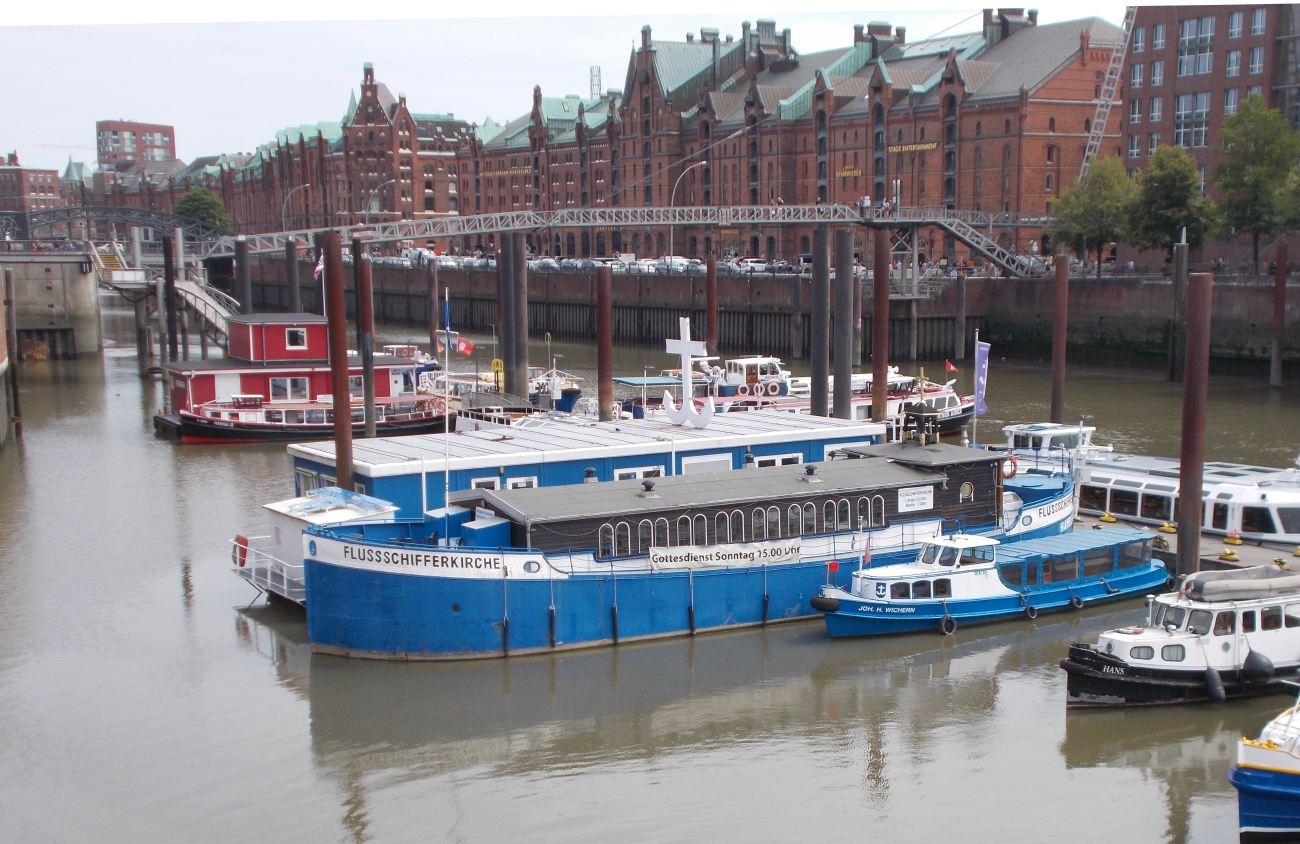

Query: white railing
left=232, top=536, right=305, bottom=604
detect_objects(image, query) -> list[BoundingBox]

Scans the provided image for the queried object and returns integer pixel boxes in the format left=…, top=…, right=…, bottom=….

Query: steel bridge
left=25, top=206, right=224, bottom=242
left=204, top=204, right=1054, bottom=276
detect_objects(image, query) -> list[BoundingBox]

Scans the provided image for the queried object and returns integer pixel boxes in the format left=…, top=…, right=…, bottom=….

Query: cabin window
left=506, top=477, right=537, bottom=489
left=732, top=510, right=746, bottom=542
left=1213, top=611, right=1236, bottom=636
left=752, top=509, right=767, bottom=541
left=912, top=580, right=932, bottom=599
left=1129, top=646, right=1154, bottom=660
left=1242, top=611, right=1257, bottom=633
left=265, top=410, right=284, bottom=423
left=998, top=563, right=1024, bottom=588
left=788, top=505, right=803, bottom=536
left=638, top=520, right=654, bottom=552
left=693, top=514, right=709, bottom=546
left=615, top=523, right=632, bottom=556
left=285, top=328, right=308, bottom=349
left=1109, top=489, right=1139, bottom=516
left=1153, top=604, right=1186, bottom=628
left=803, top=503, right=817, bottom=535
left=1161, top=644, right=1186, bottom=662
left=1082, top=547, right=1115, bottom=577
left=767, top=507, right=781, bottom=539
left=1140, top=494, right=1172, bottom=522
left=598, top=524, right=614, bottom=558
left=676, top=516, right=692, bottom=546
left=270, top=377, right=309, bottom=402
left=933, top=579, right=952, bottom=598
left=1242, top=506, right=1278, bottom=534
left=1287, top=605, right=1300, bottom=628
left=1080, top=485, right=1108, bottom=511
left=890, top=582, right=911, bottom=599
left=284, top=410, right=304, bottom=423
left=306, top=409, right=326, bottom=424
left=756, top=453, right=802, bottom=468
left=615, top=466, right=664, bottom=481
left=1262, top=606, right=1283, bottom=630
left=470, top=477, right=500, bottom=490
left=1279, top=509, right=1300, bottom=534
left=1118, top=541, right=1150, bottom=569
left=294, top=468, right=318, bottom=494
left=936, top=547, right=959, bottom=567
left=823, top=501, right=836, bottom=532
left=715, top=512, right=732, bottom=544
left=857, top=498, right=872, bottom=529
left=872, top=495, right=886, bottom=527
left=318, top=474, right=335, bottom=488
left=837, top=499, right=851, bottom=531
left=1212, top=503, right=1229, bottom=530
left=1187, top=610, right=1213, bottom=635
left=655, top=518, right=670, bottom=547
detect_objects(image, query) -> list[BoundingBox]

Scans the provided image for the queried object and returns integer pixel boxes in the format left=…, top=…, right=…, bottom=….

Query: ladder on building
left=1080, top=6, right=1137, bottom=181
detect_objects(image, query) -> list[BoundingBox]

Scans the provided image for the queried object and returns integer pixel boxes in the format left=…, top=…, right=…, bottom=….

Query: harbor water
left=1, top=298, right=1298, bottom=842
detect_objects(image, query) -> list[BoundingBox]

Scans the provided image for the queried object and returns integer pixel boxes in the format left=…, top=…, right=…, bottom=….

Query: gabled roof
left=61, top=160, right=92, bottom=184
left=965, top=17, right=1124, bottom=101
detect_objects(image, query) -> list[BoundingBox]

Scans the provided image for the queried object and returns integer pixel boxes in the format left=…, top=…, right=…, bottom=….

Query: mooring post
left=285, top=238, right=301, bottom=314
left=355, top=241, right=377, bottom=438
left=1176, top=271, right=1214, bottom=579
left=2, top=268, right=20, bottom=439
left=499, top=236, right=517, bottom=396
left=313, top=233, right=325, bottom=315
left=832, top=229, right=854, bottom=420
left=810, top=227, right=830, bottom=417
left=1272, top=242, right=1288, bottom=388
left=1168, top=240, right=1188, bottom=382
left=513, top=234, right=529, bottom=398
left=324, top=231, right=353, bottom=492
left=1050, top=251, right=1069, bottom=424
left=174, top=227, right=186, bottom=282
left=705, top=254, right=719, bottom=355
left=426, top=259, right=439, bottom=353
left=134, top=297, right=150, bottom=376
left=234, top=235, right=252, bottom=316
left=129, top=226, right=142, bottom=269
left=790, top=274, right=805, bottom=360
left=871, top=227, right=890, bottom=425
left=162, top=235, right=178, bottom=363
left=908, top=300, right=918, bottom=362
left=597, top=264, right=614, bottom=421
left=954, top=271, right=967, bottom=360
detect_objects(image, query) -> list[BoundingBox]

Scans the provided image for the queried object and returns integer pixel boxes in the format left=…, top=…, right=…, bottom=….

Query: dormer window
left=286, top=328, right=308, bottom=349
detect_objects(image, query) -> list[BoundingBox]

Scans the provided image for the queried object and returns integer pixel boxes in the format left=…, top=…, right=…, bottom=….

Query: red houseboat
left=153, top=313, right=448, bottom=443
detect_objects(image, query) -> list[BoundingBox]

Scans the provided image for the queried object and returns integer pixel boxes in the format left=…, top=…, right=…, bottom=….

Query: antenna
left=590, top=66, right=602, bottom=98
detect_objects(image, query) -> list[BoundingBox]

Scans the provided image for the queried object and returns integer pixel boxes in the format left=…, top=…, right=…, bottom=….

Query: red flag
left=455, top=336, right=476, bottom=356
left=827, top=561, right=839, bottom=572
left=945, top=360, right=959, bottom=373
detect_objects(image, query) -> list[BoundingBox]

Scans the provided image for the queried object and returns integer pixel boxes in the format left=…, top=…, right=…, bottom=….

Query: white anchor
left=662, top=317, right=714, bottom=428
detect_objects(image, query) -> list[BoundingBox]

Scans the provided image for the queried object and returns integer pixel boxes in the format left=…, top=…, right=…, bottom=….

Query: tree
left=1046, top=155, right=1135, bottom=277
left=1211, top=94, right=1300, bottom=273
left=1126, top=145, right=1212, bottom=260
left=172, top=187, right=230, bottom=232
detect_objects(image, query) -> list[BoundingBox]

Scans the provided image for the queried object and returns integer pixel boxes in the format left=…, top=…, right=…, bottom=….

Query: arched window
left=655, top=518, right=670, bottom=547
left=975, top=121, right=982, bottom=136
left=1046, top=174, right=1054, bottom=192
left=974, top=147, right=983, bottom=167
left=803, top=502, right=817, bottom=535
left=944, top=93, right=957, bottom=118
left=676, top=515, right=692, bottom=546
left=837, top=499, right=851, bottom=531
left=615, top=522, right=631, bottom=556
left=823, top=501, right=837, bottom=532
left=1084, top=118, right=1092, bottom=134
left=1004, top=119, right=1012, bottom=134
left=789, top=504, right=803, bottom=536
left=732, top=510, right=746, bottom=542
left=715, top=512, right=731, bottom=545
left=1003, top=146, right=1012, bottom=166
left=1049, top=117, right=1056, bottom=133
left=752, top=508, right=767, bottom=541
left=857, top=497, right=872, bottom=529
left=598, top=524, right=614, bottom=558
left=693, top=514, right=709, bottom=546
left=872, top=495, right=887, bottom=527
left=1046, top=146, right=1056, bottom=164
left=638, top=520, right=654, bottom=553
left=767, top=507, right=781, bottom=538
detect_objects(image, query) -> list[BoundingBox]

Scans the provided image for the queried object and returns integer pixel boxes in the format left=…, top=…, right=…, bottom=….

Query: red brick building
left=96, top=120, right=176, bottom=167
left=1, top=152, right=63, bottom=214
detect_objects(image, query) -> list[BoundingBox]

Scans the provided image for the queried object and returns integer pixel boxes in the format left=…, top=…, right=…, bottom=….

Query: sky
left=2, top=1, right=1129, bottom=172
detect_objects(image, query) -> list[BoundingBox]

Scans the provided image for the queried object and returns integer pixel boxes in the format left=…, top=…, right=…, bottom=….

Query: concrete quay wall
left=0, top=253, right=102, bottom=359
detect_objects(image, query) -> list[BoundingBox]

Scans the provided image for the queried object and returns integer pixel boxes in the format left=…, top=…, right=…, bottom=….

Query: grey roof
left=966, top=17, right=1125, bottom=102
left=161, top=353, right=417, bottom=373
left=228, top=313, right=327, bottom=325
left=482, top=457, right=940, bottom=524
left=841, top=441, right=1004, bottom=467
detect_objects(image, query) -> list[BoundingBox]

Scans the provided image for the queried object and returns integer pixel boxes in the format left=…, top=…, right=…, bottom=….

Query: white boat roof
left=1004, top=422, right=1096, bottom=435
left=925, top=534, right=1000, bottom=549
left=1087, top=452, right=1300, bottom=497
left=289, top=411, right=886, bottom=478
left=263, top=487, right=398, bottom=524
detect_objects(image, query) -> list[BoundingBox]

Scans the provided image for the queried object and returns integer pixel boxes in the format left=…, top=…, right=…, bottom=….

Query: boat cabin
left=1003, top=422, right=1097, bottom=452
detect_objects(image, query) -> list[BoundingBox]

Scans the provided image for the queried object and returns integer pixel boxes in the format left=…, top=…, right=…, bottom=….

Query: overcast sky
left=2, top=1, right=1127, bottom=172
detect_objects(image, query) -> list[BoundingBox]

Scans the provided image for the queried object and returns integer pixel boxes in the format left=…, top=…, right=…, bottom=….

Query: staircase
left=1080, top=6, right=1137, bottom=180
left=174, top=280, right=237, bottom=346
left=933, top=215, right=1025, bottom=277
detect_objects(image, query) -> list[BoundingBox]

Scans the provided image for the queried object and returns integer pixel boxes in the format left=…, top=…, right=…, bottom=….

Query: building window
left=974, top=175, right=982, bottom=195
left=1045, top=174, right=1054, bottom=193
left=1130, top=63, right=1144, bottom=88
left=269, top=377, right=309, bottom=401
left=1197, top=165, right=1207, bottom=193
left=1227, top=50, right=1241, bottom=77
left=1229, top=10, right=1244, bottom=38
left=1002, top=174, right=1011, bottom=192
left=1151, top=60, right=1164, bottom=86
left=1174, top=92, right=1210, bottom=148
left=1153, top=22, right=1165, bottom=49
left=1150, top=96, right=1163, bottom=122
left=1178, top=17, right=1215, bottom=76
left=1129, top=134, right=1141, bottom=158
left=1129, top=99, right=1142, bottom=124
left=1225, top=88, right=1240, bottom=115
left=1250, top=47, right=1264, bottom=74
left=1253, top=8, right=1266, bottom=36
left=285, top=328, right=307, bottom=349
left=1132, top=26, right=1145, bottom=53
left=1149, top=132, right=1161, bottom=154
left=1248, top=84, right=1264, bottom=98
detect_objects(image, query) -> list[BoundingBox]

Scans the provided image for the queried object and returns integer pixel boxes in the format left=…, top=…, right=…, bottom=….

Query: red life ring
left=1002, top=454, right=1018, bottom=479
left=233, top=534, right=249, bottom=568
left=433, top=396, right=447, bottom=415
left=737, top=383, right=751, bottom=397
left=767, top=381, right=781, bottom=396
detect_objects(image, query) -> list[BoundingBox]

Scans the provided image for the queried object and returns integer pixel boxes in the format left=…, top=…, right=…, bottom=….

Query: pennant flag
left=974, top=340, right=991, bottom=417
left=945, top=360, right=959, bottom=373
left=313, top=256, right=324, bottom=281
left=455, top=336, right=476, bottom=356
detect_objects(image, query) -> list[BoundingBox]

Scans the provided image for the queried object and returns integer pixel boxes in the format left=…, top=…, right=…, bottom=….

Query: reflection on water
left=0, top=297, right=1294, bottom=842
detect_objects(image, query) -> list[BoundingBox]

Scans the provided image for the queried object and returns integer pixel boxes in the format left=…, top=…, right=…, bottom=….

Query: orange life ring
left=767, top=381, right=781, bottom=396
left=233, top=534, right=249, bottom=568
left=1002, top=454, right=1018, bottom=479
left=737, top=383, right=751, bottom=397
left=433, top=396, right=447, bottom=415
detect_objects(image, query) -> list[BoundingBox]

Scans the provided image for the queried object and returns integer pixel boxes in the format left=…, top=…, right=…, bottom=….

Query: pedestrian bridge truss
left=27, top=206, right=224, bottom=242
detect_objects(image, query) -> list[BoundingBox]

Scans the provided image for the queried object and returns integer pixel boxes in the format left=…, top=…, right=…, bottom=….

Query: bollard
left=832, top=229, right=854, bottom=420
left=1050, top=252, right=1069, bottom=424
left=324, top=231, right=353, bottom=492
left=871, top=228, right=890, bottom=425
left=1176, top=272, right=1213, bottom=578
left=597, top=265, right=613, bottom=421
left=810, top=227, right=830, bottom=417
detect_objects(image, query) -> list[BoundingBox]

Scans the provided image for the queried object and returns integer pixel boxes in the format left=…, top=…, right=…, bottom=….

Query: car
left=434, top=255, right=461, bottom=269
left=654, top=256, right=691, bottom=273
left=735, top=257, right=768, bottom=273
left=769, top=260, right=795, bottom=274
left=1013, top=255, right=1048, bottom=276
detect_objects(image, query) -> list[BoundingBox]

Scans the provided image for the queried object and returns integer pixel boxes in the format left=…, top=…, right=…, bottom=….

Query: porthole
left=1129, top=646, right=1154, bottom=660
left=1161, top=644, right=1185, bottom=662
left=451, top=603, right=461, bottom=614
left=308, top=540, right=317, bottom=556
left=523, top=561, right=540, bottom=573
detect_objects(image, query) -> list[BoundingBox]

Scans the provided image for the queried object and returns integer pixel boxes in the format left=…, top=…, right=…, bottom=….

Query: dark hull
left=935, top=405, right=975, bottom=434
left=156, top=412, right=450, bottom=444
left=1060, top=644, right=1297, bottom=708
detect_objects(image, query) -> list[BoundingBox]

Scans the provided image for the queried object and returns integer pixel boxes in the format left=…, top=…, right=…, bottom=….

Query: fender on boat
left=810, top=595, right=841, bottom=613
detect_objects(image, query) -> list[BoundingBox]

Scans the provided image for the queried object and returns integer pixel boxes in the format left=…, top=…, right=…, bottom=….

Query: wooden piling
left=1050, top=253, right=1068, bottom=424
left=832, top=229, right=854, bottom=420
left=2, top=268, right=20, bottom=439
left=427, top=259, right=439, bottom=353
left=234, top=236, right=252, bottom=316
left=285, top=239, right=302, bottom=313
left=1272, top=243, right=1288, bottom=388
left=706, top=256, right=718, bottom=355
left=355, top=241, right=377, bottom=438
left=499, top=236, right=518, bottom=396
left=324, top=231, right=353, bottom=492
left=1168, top=241, right=1188, bottom=382
left=597, top=265, right=614, bottom=421
left=954, top=273, right=967, bottom=360
left=513, top=234, right=529, bottom=396
left=810, top=227, right=830, bottom=417
left=871, top=227, right=890, bottom=425
left=162, top=235, right=178, bottom=363
left=1176, top=272, right=1213, bottom=578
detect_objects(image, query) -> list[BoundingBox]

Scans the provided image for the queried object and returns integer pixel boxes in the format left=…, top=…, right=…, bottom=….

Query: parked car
left=735, top=257, right=768, bottom=273
left=769, top=260, right=795, bottom=274
left=1013, top=255, right=1048, bottom=276
left=655, top=256, right=691, bottom=273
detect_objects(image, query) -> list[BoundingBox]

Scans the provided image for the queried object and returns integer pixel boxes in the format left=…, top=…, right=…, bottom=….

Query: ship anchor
left=662, top=317, right=715, bottom=428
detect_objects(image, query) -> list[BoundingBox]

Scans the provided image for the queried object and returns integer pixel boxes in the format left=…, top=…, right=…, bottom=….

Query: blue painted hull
left=306, top=553, right=886, bottom=659
left=820, top=564, right=1169, bottom=637
left=1230, top=765, right=1300, bottom=842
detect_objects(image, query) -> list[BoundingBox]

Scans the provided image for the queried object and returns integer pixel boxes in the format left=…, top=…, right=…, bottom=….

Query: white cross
left=662, top=317, right=713, bottom=428
left=665, top=316, right=707, bottom=363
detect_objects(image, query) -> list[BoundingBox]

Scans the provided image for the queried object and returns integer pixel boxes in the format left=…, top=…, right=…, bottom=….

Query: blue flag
left=974, top=340, right=990, bottom=417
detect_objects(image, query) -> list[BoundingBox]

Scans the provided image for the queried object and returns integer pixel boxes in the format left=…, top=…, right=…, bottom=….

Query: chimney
left=854, top=23, right=865, bottom=42
left=725, top=34, right=733, bottom=44
left=399, top=92, right=407, bottom=108
left=742, top=20, right=752, bottom=50
left=895, top=26, right=906, bottom=44
left=700, top=27, right=719, bottom=44
left=1028, top=9, right=1038, bottom=24
left=641, top=25, right=652, bottom=49
left=783, top=27, right=792, bottom=57
left=712, top=35, right=721, bottom=86
left=686, top=32, right=694, bottom=43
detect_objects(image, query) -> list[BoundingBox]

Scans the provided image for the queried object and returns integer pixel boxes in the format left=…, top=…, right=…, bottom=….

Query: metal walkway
left=91, top=247, right=239, bottom=347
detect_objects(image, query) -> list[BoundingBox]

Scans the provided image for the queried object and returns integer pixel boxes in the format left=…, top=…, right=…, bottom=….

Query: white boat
left=1230, top=690, right=1300, bottom=841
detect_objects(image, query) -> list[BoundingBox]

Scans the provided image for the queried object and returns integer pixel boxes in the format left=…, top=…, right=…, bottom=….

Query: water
left=0, top=300, right=1297, bottom=842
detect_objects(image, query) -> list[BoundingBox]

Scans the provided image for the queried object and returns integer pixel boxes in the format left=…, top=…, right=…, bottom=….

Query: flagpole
left=443, top=287, right=451, bottom=544
left=972, top=328, right=979, bottom=448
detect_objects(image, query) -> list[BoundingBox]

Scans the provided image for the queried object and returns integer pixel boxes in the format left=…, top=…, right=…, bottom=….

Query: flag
left=313, top=255, right=324, bottom=281
left=435, top=337, right=445, bottom=352
left=945, top=360, right=959, bottom=373
left=974, top=340, right=991, bottom=417
left=827, top=561, right=839, bottom=572
left=455, top=336, right=476, bottom=355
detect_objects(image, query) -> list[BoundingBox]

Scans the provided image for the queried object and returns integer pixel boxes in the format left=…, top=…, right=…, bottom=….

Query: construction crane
left=1079, top=6, right=1137, bottom=181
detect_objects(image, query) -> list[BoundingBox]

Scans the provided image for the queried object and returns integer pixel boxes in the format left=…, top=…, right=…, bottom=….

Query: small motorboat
left=168, top=394, right=450, bottom=443
left=1061, top=565, right=1300, bottom=708
left=1230, top=689, right=1300, bottom=842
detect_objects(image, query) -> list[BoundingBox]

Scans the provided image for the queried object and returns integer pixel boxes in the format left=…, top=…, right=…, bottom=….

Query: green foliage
left=1126, top=145, right=1211, bottom=255
left=1046, top=155, right=1135, bottom=276
left=172, top=187, right=230, bottom=232
left=1210, top=94, right=1300, bottom=270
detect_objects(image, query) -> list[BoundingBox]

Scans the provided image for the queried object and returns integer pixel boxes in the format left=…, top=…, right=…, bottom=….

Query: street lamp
left=668, top=160, right=708, bottom=268
left=282, top=183, right=311, bottom=233
left=363, top=179, right=398, bottom=225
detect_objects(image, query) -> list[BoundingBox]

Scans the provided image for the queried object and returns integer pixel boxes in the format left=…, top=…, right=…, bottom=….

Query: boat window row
left=1152, top=603, right=1300, bottom=635
left=1083, top=483, right=1300, bottom=535
left=210, top=407, right=371, bottom=424
left=919, top=544, right=995, bottom=567
left=997, top=541, right=1151, bottom=589
left=1012, top=432, right=1082, bottom=450
left=596, top=496, right=889, bottom=558
left=887, top=579, right=953, bottom=599
left=1128, top=644, right=1185, bottom=662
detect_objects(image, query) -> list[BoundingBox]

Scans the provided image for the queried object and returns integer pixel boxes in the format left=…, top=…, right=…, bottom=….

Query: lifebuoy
left=1070, top=594, right=1084, bottom=610
left=1024, top=605, right=1037, bottom=620
left=1002, top=454, right=1018, bottom=479
left=433, top=396, right=447, bottom=415
left=767, top=381, right=781, bottom=396
left=940, top=615, right=957, bottom=635
left=737, top=383, right=751, bottom=397
left=233, top=534, right=249, bottom=568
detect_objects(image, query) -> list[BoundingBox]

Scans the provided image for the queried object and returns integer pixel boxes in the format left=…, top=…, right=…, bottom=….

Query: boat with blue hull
left=298, top=438, right=1074, bottom=660
left=1230, top=692, right=1300, bottom=842
left=810, top=528, right=1167, bottom=638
